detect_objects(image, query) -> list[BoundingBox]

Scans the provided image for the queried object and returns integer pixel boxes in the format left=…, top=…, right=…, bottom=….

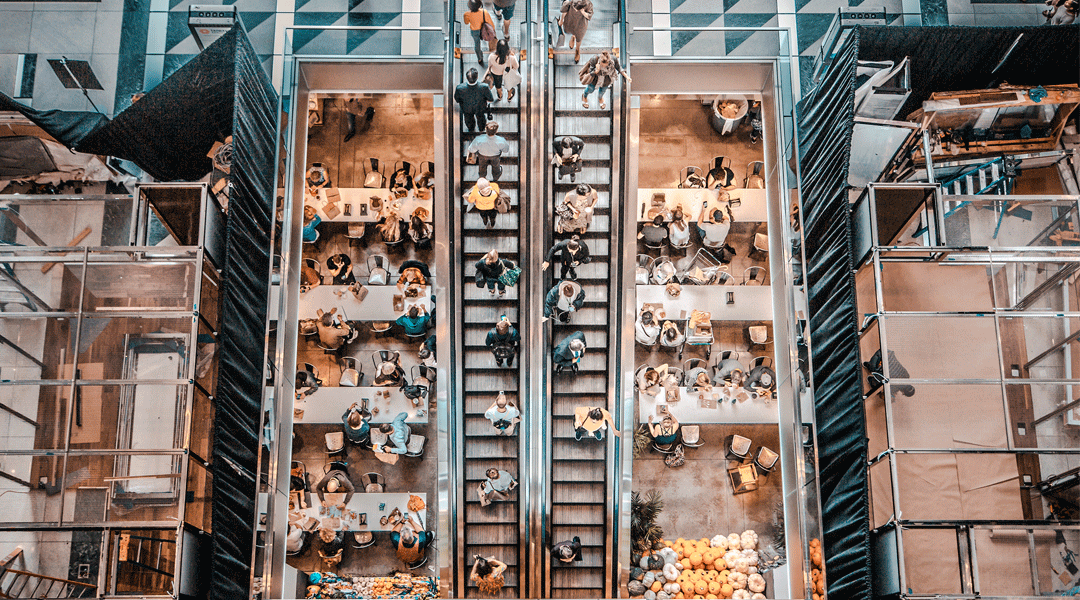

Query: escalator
left=455, top=8, right=526, bottom=598
left=543, top=3, right=621, bottom=596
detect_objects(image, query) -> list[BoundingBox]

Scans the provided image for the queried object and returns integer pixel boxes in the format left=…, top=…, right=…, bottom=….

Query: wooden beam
left=40, top=226, right=92, bottom=274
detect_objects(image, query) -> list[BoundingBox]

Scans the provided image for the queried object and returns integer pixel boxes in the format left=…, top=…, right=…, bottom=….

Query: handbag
left=480, top=19, right=497, bottom=43
left=466, top=151, right=477, bottom=164
left=503, top=67, right=522, bottom=89
left=664, top=444, right=685, bottom=468
left=498, top=264, right=522, bottom=287
left=579, top=64, right=597, bottom=86
left=495, top=190, right=512, bottom=213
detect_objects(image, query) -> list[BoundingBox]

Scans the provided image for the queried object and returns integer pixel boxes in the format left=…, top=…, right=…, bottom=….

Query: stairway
left=458, top=10, right=524, bottom=597
left=545, top=6, right=619, bottom=597
left=0, top=569, right=96, bottom=598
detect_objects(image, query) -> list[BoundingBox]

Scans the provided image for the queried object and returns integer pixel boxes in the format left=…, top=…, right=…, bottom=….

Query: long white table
left=269, top=283, right=431, bottom=322
left=260, top=492, right=428, bottom=533
left=638, top=188, right=767, bottom=223
left=295, top=386, right=428, bottom=424
left=636, top=284, right=772, bottom=321
left=638, top=386, right=779, bottom=424
left=312, top=188, right=433, bottom=223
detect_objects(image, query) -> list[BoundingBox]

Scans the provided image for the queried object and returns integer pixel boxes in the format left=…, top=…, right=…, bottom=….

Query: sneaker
left=498, top=288, right=506, bottom=297
left=570, top=172, right=576, bottom=183
left=489, top=287, right=497, bottom=295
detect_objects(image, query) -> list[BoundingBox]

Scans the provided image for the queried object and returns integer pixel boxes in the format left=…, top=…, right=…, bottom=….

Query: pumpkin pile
left=627, top=530, right=768, bottom=600
left=809, top=538, right=824, bottom=600
left=305, top=573, right=436, bottom=599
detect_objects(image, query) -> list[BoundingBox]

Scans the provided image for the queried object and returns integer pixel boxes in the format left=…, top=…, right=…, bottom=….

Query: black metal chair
left=362, top=157, right=386, bottom=188
left=754, top=445, right=779, bottom=473
left=724, top=433, right=752, bottom=462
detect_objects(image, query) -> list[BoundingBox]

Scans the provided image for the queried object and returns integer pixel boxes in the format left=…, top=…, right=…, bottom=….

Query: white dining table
left=260, top=492, right=428, bottom=533
left=294, top=386, right=428, bottom=424
left=636, top=284, right=773, bottom=321
left=268, top=283, right=431, bottom=322
left=311, top=188, right=433, bottom=223
left=638, top=386, right=779, bottom=424
left=637, top=188, right=767, bottom=223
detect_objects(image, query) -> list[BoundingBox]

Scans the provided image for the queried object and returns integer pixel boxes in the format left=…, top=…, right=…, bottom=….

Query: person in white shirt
left=696, top=205, right=732, bottom=251
left=544, top=280, right=585, bottom=323
left=659, top=320, right=685, bottom=348
left=484, top=392, right=521, bottom=436
left=486, top=40, right=520, bottom=102
left=635, top=309, right=661, bottom=345
left=668, top=207, right=691, bottom=247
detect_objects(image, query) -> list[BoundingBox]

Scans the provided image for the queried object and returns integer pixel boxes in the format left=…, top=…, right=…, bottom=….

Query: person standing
left=465, top=177, right=501, bottom=229
left=553, top=331, right=587, bottom=373
left=454, top=68, right=495, bottom=133
left=552, top=135, right=585, bottom=182
left=552, top=536, right=582, bottom=563
left=342, top=95, right=374, bottom=143
left=484, top=391, right=521, bottom=435
left=470, top=556, right=508, bottom=594
left=475, top=249, right=520, bottom=296
left=542, top=235, right=590, bottom=280
left=467, top=121, right=511, bottom=182
left=555, top=183, right=599, bottom=234
left=492, top=0, right=518, bottom=37
left=544, top=280, right=585, bottom=323
left=579, top=49, right=631, bottom=110
left=485, top=317, right=520, bottom=366
left=463, top=0, right=496, bottom=67
left=559, top=0, right=594, bottom=63
left=486, top=40, right=520, bottom=102
left=573, top=406, right=620, bottom=440
left=477, top=468, right=517, bottom=506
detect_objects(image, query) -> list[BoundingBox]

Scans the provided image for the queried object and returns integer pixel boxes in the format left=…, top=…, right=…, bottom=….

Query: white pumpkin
left=740, top=530, right=759, bottom=550
left=644, top=591, right=656, bottom=600
left=642, top=571, right=655, bottom=588
left=710, top=535, right=728, bottom=549
left=663, top=582, right=680, bottom=594
left=733, top=557, right=751, bottom=574
left=728, top=571, right=748, bottom=590
left=751, top=594, right=766, bottom=600
left=731, top=591, right=752, bottom=600
left=727, top=533, right=742, bottom=548
left=661, top=548, right=679, bottom=565
left=657, top=592, right=672, bottom=600
left=640, top=555, right=651, bottom=569
left=747, top=573, right=766, bottom=593
left=663, top=564, right=679, bottom=582
left=741, top=549, right=759, bottom=566
left=723, top=550, right=741, bottom=567
left=747, top=566, right=759, bottom=575
left=675, top=561, right=685, bottom=570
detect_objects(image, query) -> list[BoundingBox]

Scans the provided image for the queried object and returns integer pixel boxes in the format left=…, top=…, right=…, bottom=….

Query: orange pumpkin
left=706, top=595, right=718, bottom=600
left=719, top=570, right=730, bottom=580
left=713, top=558, right=726, bottom=571
left=689, top=553, right=703, bottom=567
left=681, top=558, right=692, bottom=570
left=695, top=580, right=709, bottom=595
left=651, top=581, right=663, bottom=593
left=709, top=580, right=723, bottom=595
left=721, top=583, right=733, bottom=597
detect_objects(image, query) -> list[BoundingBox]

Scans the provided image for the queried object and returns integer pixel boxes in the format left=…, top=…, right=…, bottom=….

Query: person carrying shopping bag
left=485, top=40, right=521, bottom=102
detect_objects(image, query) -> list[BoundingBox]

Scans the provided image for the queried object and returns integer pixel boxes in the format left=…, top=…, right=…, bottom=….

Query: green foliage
left=631, top=490, right=665, bottom=554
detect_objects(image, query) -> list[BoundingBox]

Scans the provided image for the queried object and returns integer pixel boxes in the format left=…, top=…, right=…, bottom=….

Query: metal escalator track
left=455, top=15, right=526, bottom=598
left=544, top=6, right=620, bottom=596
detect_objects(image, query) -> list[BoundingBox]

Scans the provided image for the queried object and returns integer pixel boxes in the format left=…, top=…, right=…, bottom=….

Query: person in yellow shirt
left=573, top=406, right=620, bottom=441
left=465, top=177, right=501, bottom=228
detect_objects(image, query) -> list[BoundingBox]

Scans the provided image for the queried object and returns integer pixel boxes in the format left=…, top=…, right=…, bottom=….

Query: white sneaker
left=499, top=288, right=506, bottom=297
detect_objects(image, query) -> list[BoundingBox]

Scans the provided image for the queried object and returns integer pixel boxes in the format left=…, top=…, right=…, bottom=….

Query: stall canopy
left=797, top=24, right=1078, bottom=600
left=0, top=26, right=241, bottom=181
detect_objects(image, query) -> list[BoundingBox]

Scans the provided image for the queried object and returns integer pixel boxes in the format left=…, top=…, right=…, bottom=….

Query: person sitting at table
left=660, top=367, right=681, bottom=394
left=325, top=253, right=355, bottom=285
left=396, top=305, right=432, bottom=336
left=553, top=331, right=587, bottom=374
left=478, top=468, right=517, bottom=506
left=317, top=527, right=345, bottom=569
left=690, top=371, right=713, bottom=392
left=485, top=391, right=521, bottom=436
left=635, top=308, right=662, bottom=345
left=745, top=363, right=776, bottom=394
left=419, top=333, right=437, bottom=368
left=398, top=260, right=430, bottom=290
left=302, top=205, right=322, bottom=244
left=290, top=463, right=309, bottom=510
left=375, top=411, right=411, bottom=454
left=295, top=369, right=320, bottom=398
left=378, top=210, right=406, bottom=243
left=714, top=356, right=746, bottom=388
left=287, top=515, right=318, bottom=554
left=408, top=208, right=433, bottom=249
left=315, top=467, right=355, bottom=509
left=707, top=160, right=737, bottom=190
left=389, top=166, right=414, bottom=192
left=636, top=365, right=661, bottom=395
left=306, top=164, right=331, bottom=191
left=648, top=413, right=680, bottom=446
left=639, top=214, right=668, bottom=246
left=392, top=515, right=431, bottom=565
left=574, top=406, right=620, bottom=441
left=373, top=354, right=406, bottom=387
left=552, top=536, right=583, bottom=563
left=684, top=362, right=709, bottom=390
left=301, top=260, right=322, bottom=290
left=316, top=308, right=357, bottom=351
left=342, top=402, right=371, bottom=449
left=659, top=320, right=685, bottom=349
left=696, top=206, right=735, bottom=259
left=668, top=207, right=691, bottom=247
left=544, top=280, right=585, bottom=323
left=470, top=556, right=508, bottom=594
left=486, top=317, right=520, bottom=367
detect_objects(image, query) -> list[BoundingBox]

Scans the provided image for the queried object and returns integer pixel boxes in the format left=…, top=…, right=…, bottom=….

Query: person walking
left=485, top=317, right=520, bottom=366
left=486, top=39, right=520, bottom=102
left=467, top=121, right=511, bottom=182
left=559, top=0, right=593, bottom=63
left=342, top=95, right=374, bottom=142
left=552, top=536, right=582, bottom=563
left=477, top=468, right=518, bottom=506
left=454, top=68, right=495, bottom=133
left=555, top=183, right=599, bottom=234
left=544, top=280, right=584, bottom=323
left=553, top=330, right=587, bottom=373
left=465, top=178, right=501, bottom=229
left=463, top=0, right=496, bottom=67
left=474, top=249, right=520, bottom=296
left=579, top=49, right=631, bottom=110
left=573, top=405, right=620, bottom=440
left=552, top=135, right=585, bottom=182
left=484, top=391, right=521, bottom=435
left=492, top=0, right=518, bottom=37
left=470, top=556, right=508, bottom=594
left=542, top=235, right=591, bottom=280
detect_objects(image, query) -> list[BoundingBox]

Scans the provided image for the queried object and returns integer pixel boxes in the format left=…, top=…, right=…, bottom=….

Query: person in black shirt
left=325, top=254, right=355, bottom=285
left=485, top=318, right=520, bottom=367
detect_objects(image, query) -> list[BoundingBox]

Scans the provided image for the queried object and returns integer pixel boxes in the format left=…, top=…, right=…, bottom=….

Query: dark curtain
left=856, top=24, right=1080, bottom=119
left=208, top=25, right=276, bottom=600
left=797, top=30, right=872, bottom=600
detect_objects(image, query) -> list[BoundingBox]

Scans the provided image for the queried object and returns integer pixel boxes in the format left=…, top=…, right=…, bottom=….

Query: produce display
left=809, top=538, right=825, bottom=600
left=628, top=530, right=769, bottom=599
left=305, top=572, right=437, bottom=599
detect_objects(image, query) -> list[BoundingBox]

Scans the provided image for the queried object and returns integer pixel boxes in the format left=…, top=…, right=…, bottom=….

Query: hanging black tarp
left=208, top=25, right=276, bottom=600
left=0, top=26, right=238, bottom=182
left=797, top=29, right=872, bottom=600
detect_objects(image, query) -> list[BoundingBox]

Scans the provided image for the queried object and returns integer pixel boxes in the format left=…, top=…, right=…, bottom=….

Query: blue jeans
left=470, top=29, right=484, bottom=65
left=583, top=83, right=609, bottom=103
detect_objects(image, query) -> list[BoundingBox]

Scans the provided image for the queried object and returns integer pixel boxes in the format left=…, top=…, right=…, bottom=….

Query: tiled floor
left=0, top=0, right=1054, bottom=121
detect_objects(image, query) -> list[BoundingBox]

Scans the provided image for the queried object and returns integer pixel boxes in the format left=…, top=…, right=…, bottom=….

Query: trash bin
left=710, top=95, right=748, bottom=136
